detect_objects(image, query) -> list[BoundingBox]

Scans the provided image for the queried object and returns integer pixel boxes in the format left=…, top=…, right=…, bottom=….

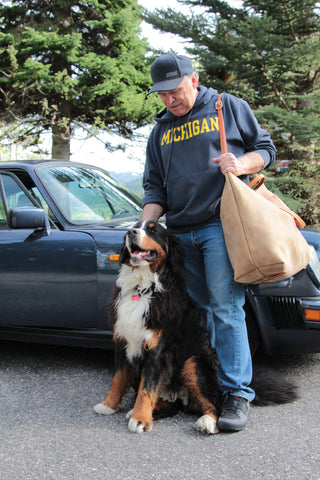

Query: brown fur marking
left=143, top=329, right=163, bottom=351
left=130, top=375, right=158, bottom=431
left=140, top=236, right=167, bottom=272
left=101, top=366, right=131, bottom=411
left=182, top=357, right=218, bottom=420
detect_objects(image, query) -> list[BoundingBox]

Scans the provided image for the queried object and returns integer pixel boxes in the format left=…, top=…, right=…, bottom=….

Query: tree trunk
left=51, top=100, right=71, bottom=160
left=51, top=123, right=71, bottom=160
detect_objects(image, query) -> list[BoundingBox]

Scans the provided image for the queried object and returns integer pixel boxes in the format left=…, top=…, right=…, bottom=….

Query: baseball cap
left=147, top=53, right=195, bottom=95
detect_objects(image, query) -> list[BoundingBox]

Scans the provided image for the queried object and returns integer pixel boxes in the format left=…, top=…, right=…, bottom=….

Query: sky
left=71, top=125, right=151, bottom=174
left=138, top=0, right=193, bottom=54
left=72, top=0, right=243, bottom=174
left=138, top=0, right=243, bottom=53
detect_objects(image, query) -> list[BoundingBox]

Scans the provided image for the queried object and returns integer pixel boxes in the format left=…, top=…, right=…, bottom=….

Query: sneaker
left=217, top=394, right=250, bottom=432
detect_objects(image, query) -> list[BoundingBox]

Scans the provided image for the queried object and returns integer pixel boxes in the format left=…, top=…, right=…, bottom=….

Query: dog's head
left=120, top=221, right=184, bottom=272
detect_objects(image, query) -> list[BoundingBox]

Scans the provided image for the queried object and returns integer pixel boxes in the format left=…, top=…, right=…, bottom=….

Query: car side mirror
left=9, top=207, right=51, bottom=235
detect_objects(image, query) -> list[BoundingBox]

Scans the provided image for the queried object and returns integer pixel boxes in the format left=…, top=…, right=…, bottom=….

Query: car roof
left=0, top=160, right=96, bottom=170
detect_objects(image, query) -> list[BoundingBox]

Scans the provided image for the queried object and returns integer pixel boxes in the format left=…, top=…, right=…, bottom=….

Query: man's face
left=158, top=73, right=199, bottom=117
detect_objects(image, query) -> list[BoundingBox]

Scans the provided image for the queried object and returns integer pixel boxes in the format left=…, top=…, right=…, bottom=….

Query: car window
left=11, top=170, right=59, bottom=224
left=0, top=182, right=6, bottom=226
left=0, top=174, right=35, bottom=228
left=36, top=165, right=141, bottom=225
left=3, top=175, right=34, bottom=209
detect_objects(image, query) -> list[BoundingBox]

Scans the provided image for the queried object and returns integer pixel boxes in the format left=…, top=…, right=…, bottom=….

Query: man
left=141, top=52, right=276, bottom=431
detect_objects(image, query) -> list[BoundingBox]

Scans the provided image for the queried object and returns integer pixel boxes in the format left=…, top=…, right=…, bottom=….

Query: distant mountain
left=110, top=171, right=143, bottom=199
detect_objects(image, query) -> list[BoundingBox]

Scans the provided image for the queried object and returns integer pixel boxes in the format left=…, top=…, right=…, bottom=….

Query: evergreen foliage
left=143, top=0, right=320, bottom=226
left=0, top=0, right=158, bottom=159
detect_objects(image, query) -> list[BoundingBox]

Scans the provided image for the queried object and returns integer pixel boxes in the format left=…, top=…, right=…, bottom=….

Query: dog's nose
left=129, top=227, right=140, bottom=237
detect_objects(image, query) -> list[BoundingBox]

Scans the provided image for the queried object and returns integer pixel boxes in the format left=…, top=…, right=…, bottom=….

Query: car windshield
left=36, top=165, right=141, bottom=225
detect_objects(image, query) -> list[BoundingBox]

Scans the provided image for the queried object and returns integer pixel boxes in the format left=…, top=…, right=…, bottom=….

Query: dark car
left=0, top=160, right=320, bottom=355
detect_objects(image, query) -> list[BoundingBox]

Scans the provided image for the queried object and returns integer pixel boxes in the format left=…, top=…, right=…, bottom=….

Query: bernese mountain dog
left=94, top=221, right=297, bottom=434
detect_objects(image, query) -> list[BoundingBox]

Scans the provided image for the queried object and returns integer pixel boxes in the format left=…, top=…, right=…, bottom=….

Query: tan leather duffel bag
left=216, top=93, right=311, bottom=283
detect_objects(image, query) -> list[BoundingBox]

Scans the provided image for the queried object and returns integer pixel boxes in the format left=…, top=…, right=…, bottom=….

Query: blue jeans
left=174, top=221, right=255, bottom=401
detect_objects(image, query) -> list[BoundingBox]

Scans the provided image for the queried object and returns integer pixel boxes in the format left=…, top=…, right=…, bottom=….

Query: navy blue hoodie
left=143, top=86, right=276, bottom=233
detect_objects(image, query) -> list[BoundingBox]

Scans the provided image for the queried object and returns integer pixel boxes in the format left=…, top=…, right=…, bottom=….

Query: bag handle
left=269, top=199, right=306, bottom=228
left=216, top=93, right=306, bottom=229
left=248, top=174, right=266, bottom=190
left=215, top=93, right=227, bottom=154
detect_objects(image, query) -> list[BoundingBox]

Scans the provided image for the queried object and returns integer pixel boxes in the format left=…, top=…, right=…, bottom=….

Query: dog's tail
left=251, top=365, right=298, bottom=406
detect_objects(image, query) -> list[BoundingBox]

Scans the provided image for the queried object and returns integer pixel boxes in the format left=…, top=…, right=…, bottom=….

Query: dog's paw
left=94, top=403, right=117, bottom=415
left=128, top=417, right=152, bottom=433
left=194, top=415, right=219, bottom=435
left=126, top=408, right=134, bottom=419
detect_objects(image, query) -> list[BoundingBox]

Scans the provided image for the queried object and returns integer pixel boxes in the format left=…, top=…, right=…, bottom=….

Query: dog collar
left=131, top=295, right=141, bottom=301
left=131, top=284, right=155, bottom=301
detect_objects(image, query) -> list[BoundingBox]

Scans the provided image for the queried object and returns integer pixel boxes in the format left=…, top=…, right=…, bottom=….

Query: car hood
left=67, top=216, right=141, bottom=232
left=66, top=216, right=140, bottom=269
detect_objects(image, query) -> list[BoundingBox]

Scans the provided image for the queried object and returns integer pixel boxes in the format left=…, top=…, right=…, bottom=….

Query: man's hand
left=141, top=203, right=163, bottom=222
left=212, top=152, right=265, bottom=176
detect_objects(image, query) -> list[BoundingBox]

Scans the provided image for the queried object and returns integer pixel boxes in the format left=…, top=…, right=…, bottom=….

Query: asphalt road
left=0, top=340, right=319, bottom=480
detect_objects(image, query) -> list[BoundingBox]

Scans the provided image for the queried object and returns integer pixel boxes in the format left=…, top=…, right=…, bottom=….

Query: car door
left=0, top=171, right=98, bottom=328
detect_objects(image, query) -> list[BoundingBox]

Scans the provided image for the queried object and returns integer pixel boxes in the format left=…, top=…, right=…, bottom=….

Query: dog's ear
left=167, top=233, right=185, bottom=268
left=119, top=236, right=129, bottom=264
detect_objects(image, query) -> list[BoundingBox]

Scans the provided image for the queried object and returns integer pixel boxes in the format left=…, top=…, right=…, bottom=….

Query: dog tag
left=131, top=295, right=141, bottom=301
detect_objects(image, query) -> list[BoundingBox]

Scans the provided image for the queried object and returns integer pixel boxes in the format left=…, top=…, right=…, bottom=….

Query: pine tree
left=144, top=0, right=320, bottom=226
left=0, top=0, right=158, bottom=159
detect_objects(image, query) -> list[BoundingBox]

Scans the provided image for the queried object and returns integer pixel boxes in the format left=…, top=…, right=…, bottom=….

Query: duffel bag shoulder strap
left=215, top=93, right=227, bottom=154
